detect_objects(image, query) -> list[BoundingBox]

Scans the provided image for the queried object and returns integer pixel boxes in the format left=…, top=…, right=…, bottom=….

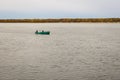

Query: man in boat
left=35, top=30, right=38, bottom=34
left=42, top=30, right=44, bottom=32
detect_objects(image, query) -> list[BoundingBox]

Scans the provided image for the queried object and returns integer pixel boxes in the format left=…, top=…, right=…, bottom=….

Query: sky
left=0, top=0, right=120, bottom=19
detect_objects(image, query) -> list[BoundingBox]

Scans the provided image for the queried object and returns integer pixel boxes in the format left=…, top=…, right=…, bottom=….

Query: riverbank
left=0, top=18, right=120, bottom=23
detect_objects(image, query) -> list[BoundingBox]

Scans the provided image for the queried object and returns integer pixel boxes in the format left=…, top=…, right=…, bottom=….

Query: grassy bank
left=0, top=18, right=120, bottom=23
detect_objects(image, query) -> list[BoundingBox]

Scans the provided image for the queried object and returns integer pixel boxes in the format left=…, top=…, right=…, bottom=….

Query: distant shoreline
left=0, top=18, right=120, bottom=23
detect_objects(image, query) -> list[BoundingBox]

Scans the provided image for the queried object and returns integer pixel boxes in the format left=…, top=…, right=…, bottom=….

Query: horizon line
left=0, top=17, right=120, bottom=19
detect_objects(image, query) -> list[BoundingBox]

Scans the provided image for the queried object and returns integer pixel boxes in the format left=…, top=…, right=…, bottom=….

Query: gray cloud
left=0, top=0, right=120, bottom=18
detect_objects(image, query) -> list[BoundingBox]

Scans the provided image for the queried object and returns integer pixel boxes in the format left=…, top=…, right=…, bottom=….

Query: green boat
left=35, top=30, right=50, bottom=35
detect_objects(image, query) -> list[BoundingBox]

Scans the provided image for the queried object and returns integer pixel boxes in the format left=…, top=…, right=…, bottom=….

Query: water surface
left=0, top=23, right=120, bottom=80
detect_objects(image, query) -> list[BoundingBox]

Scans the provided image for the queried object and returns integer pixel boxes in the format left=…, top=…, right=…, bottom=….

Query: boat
left=35, top=30, right=50, bottom=35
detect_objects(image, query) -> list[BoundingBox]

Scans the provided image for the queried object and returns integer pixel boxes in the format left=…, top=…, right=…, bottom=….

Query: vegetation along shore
left=0, top=18, right=120, bottom=23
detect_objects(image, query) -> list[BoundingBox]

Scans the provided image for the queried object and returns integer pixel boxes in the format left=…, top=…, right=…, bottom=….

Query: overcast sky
left=0, top=0, right=120, bottom=19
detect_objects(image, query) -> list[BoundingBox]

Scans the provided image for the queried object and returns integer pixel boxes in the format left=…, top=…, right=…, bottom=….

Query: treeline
left=0, top=18, right=120, bottom=23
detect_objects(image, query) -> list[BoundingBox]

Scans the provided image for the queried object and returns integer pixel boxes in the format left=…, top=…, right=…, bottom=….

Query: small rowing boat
left=35, top=30, right=50, bottom=35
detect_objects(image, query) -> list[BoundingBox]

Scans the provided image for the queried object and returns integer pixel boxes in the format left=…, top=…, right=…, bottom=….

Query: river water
left=0, top=23, right=120, bottom=80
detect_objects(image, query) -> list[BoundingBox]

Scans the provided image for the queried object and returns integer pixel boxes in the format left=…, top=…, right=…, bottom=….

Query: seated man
left=35, top=30, right=38, bottom=33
